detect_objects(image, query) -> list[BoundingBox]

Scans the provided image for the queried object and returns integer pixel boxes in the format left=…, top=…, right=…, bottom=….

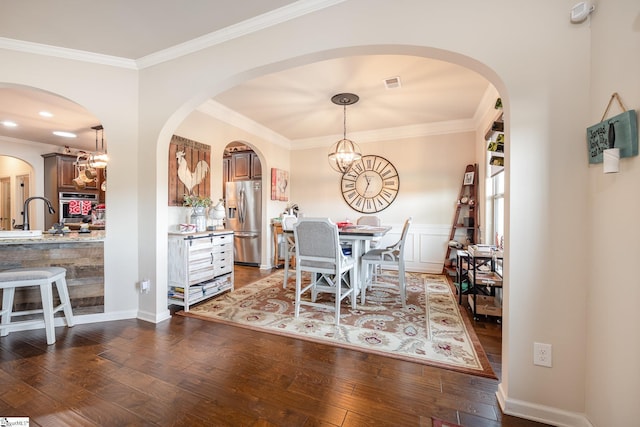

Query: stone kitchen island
left=0, top=231, right=105, bottom=315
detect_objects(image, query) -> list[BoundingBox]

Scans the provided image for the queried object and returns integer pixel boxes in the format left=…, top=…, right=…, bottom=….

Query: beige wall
left=0, top=54, right=141, bottom=319
left=2, top=0, right=638, bottom=424
left=587, top=1, right=640, bottom=426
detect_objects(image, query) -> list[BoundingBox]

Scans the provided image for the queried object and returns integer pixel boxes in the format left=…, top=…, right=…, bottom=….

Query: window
left=492, top=170, right=504, bottom=248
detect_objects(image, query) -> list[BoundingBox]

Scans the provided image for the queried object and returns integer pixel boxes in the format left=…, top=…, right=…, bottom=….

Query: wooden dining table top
left=282, top=224, right=391, bottom=237
left=337, top=225, right=392, bottom=237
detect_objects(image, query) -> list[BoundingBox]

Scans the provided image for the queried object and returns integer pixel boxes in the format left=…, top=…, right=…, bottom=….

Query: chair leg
left=1, top=286, right=16, bottom=337
left=334, top=274, right=341, bottom=325
left=294, top=269, right=302, bottom=318
left=283, top=256, right=290, bottom=289
left=399, top=262, right=407, bottom=308
left=39, top=282, right=56, bottom=345
left=55, top=277, right=74, bottom=327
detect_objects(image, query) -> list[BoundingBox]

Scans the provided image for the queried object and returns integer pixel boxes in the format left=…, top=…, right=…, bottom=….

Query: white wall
left=138, top=1, right=592, bottom=423
left=0, top=55, right=141, bottom=321
left=587, top=1, right=640, bottom=426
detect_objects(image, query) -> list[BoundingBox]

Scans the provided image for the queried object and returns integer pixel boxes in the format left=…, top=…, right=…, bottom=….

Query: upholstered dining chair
left=281, top=214, right=298, bottom=288
left=360, top=217, right=412, bottom=307
left=357, top=215, right=382, bottom=248
left=292, top=217, right=356, bottom=325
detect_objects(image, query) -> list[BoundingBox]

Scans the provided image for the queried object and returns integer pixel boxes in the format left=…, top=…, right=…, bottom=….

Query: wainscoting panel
left=376, top=223, right=450, bottom=274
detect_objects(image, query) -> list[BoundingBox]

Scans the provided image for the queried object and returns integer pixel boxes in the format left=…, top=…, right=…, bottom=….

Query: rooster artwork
left=168, top=135, right=211, bottom=206
left=176, top=150, right=209, bottom=193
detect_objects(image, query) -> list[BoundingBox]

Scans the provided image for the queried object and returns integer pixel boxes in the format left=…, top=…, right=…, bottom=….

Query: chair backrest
left=394, top=217, right=412, bottom=260
left=293, top=218, right=342, bottom=270
left=281, top=214, right=297, bottom=231
left=357, top=215, right=381, bottom=226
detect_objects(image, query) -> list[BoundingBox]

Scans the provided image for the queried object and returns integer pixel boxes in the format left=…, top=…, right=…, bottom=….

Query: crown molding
left=197, top=98, right=477, bottom=151
left=137, top=0, right=346, bottom=69
left=197, top=100, right=291, bottom=149
left=0, top=37, right=137, bottom=69
left=290, top=119, right=477, bottom=150
left=0, top=0, right=345, bottom=70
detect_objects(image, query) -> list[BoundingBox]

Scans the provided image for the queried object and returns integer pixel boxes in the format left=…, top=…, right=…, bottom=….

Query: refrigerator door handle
left=238, top=187, right=246, bottom=224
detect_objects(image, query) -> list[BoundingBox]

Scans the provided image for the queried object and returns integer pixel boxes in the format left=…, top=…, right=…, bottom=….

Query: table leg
left=283, top=234, right=290, bottom=288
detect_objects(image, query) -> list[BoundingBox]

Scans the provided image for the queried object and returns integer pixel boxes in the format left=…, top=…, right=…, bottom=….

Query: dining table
left=282, top=224, right=392, bottom=296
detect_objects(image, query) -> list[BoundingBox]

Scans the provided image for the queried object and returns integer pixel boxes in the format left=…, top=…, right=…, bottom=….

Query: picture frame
left=271, top=168, right=289, bottom=201
left=463, top=171, right=475, bottom=185
left=168, top=135, right=210, bottom=206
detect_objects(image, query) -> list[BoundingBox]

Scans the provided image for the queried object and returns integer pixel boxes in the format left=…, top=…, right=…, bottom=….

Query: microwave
left=58, top=191, right=99, bottom=223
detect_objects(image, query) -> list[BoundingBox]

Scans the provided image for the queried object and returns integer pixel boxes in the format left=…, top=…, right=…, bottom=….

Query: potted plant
left=183, top=194, right=211, bottom=232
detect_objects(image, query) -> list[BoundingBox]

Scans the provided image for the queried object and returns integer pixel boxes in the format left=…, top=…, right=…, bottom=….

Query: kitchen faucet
left=23, top=197, right=56, bottom=231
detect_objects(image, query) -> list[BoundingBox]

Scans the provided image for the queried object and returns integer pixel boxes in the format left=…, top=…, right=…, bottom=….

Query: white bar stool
left=0, top=267, right=74, bottom=345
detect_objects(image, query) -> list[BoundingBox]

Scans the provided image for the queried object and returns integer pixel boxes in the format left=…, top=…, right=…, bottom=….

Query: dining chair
left=360, top=217, right=412, bottom=307
left=357, top=215, right=382, bottom=248
left=281, top=214, right=297, bottom=288
left=293, top=217, right=356, bottom=324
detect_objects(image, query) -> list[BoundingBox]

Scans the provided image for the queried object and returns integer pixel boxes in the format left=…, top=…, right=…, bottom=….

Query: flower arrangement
left=183, top=194, right=212, bottom=208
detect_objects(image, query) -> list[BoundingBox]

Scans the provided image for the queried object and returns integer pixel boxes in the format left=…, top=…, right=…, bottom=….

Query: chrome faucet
left=23, top=197, right=55, bottom=231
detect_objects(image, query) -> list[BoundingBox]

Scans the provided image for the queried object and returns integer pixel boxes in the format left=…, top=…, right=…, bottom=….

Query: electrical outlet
left=534, top=342, right=552, bottom=367
left=140, top=279, right=150, bottom=294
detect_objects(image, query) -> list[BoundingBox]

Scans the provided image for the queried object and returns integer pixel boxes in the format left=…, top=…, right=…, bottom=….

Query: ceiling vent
left=383, top=76, right=401, bottom=90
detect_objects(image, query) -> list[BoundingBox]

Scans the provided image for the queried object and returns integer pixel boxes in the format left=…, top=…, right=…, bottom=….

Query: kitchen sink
left=0, top=230, right=43, bottom=238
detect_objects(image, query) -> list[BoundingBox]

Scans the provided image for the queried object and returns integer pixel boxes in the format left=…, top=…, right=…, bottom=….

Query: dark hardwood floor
left=0, top=266, right=549, bottom=426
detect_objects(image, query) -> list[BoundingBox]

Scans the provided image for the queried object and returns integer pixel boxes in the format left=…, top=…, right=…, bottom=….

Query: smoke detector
left=570, top=2, right=595, bottom=23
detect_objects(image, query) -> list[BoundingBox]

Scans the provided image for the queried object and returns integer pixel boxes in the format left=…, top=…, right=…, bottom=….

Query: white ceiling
left=0, top=0, right=493, bottom=152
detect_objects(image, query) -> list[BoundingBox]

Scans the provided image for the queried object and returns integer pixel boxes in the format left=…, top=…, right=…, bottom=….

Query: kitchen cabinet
left=167, top=230, right=234, bottom=311
left=230, top=152, right=261, bottom=180
left=43, top=153, right=105, bottom=230
left=43, top=153, right=103, bottom=191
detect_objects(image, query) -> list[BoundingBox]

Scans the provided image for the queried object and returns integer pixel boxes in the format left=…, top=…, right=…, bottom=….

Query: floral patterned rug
left=180, top=270, right=496, bottom=378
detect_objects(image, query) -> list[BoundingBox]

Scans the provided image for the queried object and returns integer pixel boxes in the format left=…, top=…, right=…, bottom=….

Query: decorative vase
left=190, top=206, right=207, bottom=232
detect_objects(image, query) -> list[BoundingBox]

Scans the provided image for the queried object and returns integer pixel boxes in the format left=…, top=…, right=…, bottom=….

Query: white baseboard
left=497, top=383, right=593, bottom=427
left=137, top=308, right=171, bottom=323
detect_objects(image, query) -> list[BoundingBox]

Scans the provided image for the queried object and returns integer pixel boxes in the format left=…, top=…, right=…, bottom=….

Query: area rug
left=180, top=270, right=496, bottom=378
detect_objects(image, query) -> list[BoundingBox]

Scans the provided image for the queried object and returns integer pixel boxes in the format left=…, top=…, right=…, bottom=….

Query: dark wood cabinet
left=251, top=152, right=261, bottom=178
left=42, top=153, right=105, bottom=229
left=230, top=152, right=261, bottom=181
left=45, top=153, right=102, bottom=191
left=231, top=152, right=251, bottom=180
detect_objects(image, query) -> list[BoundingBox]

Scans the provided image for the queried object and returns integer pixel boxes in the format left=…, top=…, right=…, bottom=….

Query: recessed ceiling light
left=2, top=121, right=18, bottom=127
left=39, top=111, right=54, bottom=118
left=53, top=131, right=77, bottom=138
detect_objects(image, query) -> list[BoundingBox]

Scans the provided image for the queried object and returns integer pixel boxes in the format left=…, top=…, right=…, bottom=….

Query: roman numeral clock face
left=341, top=155, right=399, bottom=213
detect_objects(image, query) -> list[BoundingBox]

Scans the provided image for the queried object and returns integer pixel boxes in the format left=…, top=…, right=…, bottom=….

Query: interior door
left=0, top=177, right=10, bottom=230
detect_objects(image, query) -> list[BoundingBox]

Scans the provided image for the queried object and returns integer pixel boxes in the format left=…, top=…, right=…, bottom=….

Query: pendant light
left=328, top=93, right=362, bottom=173
left=89, top=125, right=108, bottom=169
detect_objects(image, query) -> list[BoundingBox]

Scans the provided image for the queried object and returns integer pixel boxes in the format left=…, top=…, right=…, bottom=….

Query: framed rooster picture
left=168, top=135, right=211, bottom=206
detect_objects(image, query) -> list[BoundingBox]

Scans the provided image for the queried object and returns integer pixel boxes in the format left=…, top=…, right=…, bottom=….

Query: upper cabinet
left=228, top=152, right=261, bottom=181
left=43, top=153, right=103, bottom=191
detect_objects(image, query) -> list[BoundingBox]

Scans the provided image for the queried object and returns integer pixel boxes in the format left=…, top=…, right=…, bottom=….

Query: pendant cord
left=343, top=104, right=347, bottom=140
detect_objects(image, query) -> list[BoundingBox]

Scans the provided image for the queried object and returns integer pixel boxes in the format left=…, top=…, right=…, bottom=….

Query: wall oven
left=58, top=191, right=99, bottom=223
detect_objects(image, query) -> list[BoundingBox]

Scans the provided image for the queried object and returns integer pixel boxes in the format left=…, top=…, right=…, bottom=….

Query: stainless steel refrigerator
left=226, top=180, right=262, bottom=265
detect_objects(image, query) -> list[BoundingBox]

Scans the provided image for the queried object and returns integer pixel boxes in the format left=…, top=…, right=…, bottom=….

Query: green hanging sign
left=586, top=93, right=638, bottom=164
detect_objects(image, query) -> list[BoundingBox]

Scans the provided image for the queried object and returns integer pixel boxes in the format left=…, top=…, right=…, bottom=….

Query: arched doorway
left=223, top=141, right=263, bottom=266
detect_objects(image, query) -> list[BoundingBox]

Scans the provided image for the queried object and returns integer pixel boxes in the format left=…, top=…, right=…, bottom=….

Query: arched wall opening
left=153, top=42, right=509, bottom=357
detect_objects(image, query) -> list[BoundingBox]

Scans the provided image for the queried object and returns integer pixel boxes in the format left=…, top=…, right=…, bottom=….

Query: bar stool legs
left=0, top=267, right=74, bottom=345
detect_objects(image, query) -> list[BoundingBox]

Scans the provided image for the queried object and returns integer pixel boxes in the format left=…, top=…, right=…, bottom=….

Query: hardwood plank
left=0, top=266, right=550, bottom=427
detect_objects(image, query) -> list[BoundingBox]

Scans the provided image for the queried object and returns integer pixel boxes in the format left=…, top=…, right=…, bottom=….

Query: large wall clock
left=341, top=155, right=400, bottom=213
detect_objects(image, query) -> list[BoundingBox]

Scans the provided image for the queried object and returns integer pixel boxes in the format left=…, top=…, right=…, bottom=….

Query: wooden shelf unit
left=167, top=230, right=234, bottom=311
left=444, top=164, right=479, bottom=272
